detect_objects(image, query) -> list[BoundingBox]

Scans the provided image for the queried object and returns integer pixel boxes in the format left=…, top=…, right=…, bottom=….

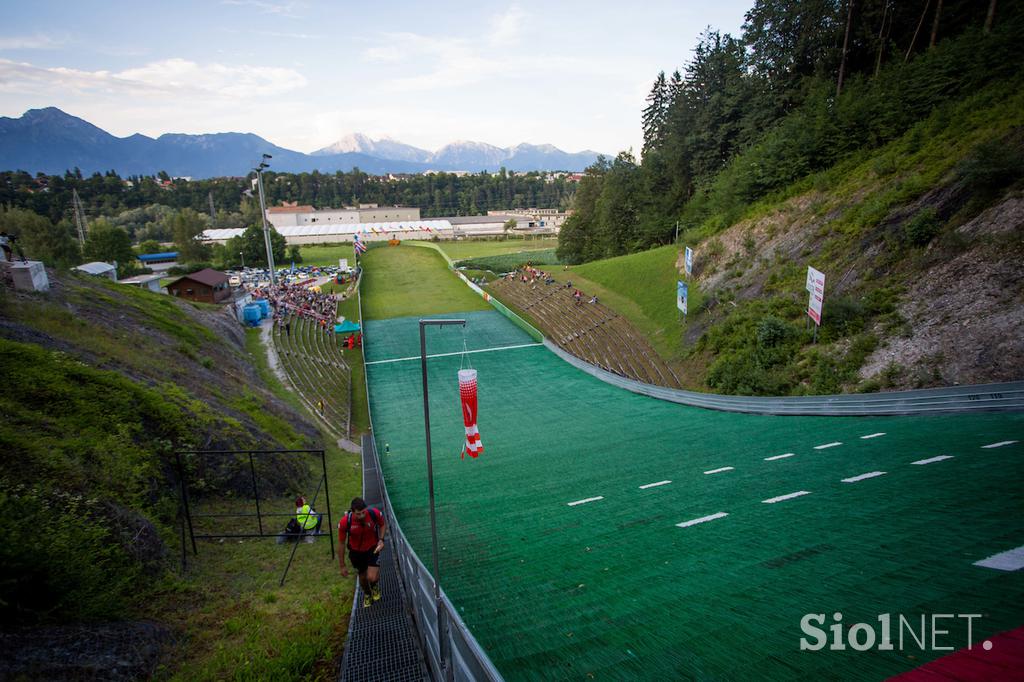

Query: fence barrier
left=355, top=266, right=504, bottom=681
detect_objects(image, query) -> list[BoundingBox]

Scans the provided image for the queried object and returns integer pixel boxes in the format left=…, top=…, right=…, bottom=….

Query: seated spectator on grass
left=295, top=496, right=323, bottom=543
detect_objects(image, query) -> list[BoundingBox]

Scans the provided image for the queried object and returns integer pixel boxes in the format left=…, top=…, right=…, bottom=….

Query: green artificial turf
left=360, top=253, right=1024, bottom=680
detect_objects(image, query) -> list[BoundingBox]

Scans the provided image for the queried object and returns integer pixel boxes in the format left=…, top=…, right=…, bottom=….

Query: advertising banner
left=677, top=280, right=688, bottom=315
left=807, top=266, right=825, bottom=325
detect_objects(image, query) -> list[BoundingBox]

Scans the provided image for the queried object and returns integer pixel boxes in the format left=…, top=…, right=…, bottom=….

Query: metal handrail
left=545, top=340, right=1024, bottom=415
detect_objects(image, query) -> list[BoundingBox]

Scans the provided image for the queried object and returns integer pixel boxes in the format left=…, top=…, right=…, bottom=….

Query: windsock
left=458, top=369, right=483, bottom=459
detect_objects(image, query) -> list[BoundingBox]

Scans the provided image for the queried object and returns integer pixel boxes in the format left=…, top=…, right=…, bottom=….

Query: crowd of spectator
left=253, top=281, right=338, bottom=325
left=505, top=266, right=556, bottom=286
left=504, top=266, right=598, bottom=306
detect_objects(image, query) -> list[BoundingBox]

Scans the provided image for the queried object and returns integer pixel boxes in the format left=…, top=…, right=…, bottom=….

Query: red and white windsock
left=458, top=369, right=483, bottom=459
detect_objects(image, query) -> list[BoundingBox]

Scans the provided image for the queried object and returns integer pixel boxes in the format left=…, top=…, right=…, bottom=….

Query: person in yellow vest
left=295, top=496, right=322, bottom=543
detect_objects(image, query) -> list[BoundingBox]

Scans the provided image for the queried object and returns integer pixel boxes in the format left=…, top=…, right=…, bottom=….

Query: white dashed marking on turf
left=814, top=442, right=843, bottom=450
left=638, top=480, right=671, bottom=490
left=704, top=467, right=735, bottom=475
left=841, top=471, right=887, bottom=483
left=567, top=496, right=603, bottom=507
left=974, top=545, right=1024, bottom=571
left=762, top=491, right=811, bottom=504
left=912, top=455, right=954, bottom=465
left=981, top=440, right=1018, bottom=449
left=365, top=342, right=544, bottom=365
left=860, top=432, right=886, bottom=439
left=764, top=453, right=795, bottom=461
left=676, top=512, right=729, bottom=528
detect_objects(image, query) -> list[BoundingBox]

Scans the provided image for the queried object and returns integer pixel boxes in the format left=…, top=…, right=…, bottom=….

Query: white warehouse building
left=266, top=203, right=420, bottom=228
left=202, top=220, right=455, bottom=245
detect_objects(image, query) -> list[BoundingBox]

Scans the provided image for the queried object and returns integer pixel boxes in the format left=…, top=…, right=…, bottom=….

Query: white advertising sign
left=684, top=247, right=693, bottom=276
left=807, top=266, right=825, bottom=325
left=677, top=280, right=688, bottom=315
left=339, top=258, right=349, bottom=271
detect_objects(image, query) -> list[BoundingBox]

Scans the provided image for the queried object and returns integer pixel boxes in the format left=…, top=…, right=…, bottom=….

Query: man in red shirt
left=339, top=497, right=388, bottom=608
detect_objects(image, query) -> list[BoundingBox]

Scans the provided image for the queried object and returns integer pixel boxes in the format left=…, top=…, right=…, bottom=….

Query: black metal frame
left=174, top=449, right=334, bottom=586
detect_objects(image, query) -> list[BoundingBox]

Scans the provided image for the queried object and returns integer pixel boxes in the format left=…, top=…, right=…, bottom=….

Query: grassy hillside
left=569, top=245, right=692, bottom=359
left=0, top=272, right=362, bottom=679
left=559, top=78, right=1024, bottom=394
left=360, top=245, right=489, bottom=320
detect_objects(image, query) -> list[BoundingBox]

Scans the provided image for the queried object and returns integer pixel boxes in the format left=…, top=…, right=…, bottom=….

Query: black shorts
left=348, top=547, right=380, bottom=573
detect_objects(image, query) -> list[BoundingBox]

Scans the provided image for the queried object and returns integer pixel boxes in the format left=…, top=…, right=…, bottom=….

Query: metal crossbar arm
left=192, top=533, right=303, bottom=539
left=191, top=512, right=301, bottom=519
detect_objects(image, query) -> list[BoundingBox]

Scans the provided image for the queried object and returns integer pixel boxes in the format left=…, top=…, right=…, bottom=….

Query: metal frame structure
left=174, top=448, right=333, bottom=586
left=419, top=318, right=466, bottom=680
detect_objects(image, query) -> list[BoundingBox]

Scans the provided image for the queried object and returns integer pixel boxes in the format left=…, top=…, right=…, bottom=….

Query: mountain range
left=0, top=108, right=603, bottom=178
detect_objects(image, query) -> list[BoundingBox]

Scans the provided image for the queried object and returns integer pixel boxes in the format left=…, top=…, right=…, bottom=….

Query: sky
left=0, top=1, right=752, bottom=157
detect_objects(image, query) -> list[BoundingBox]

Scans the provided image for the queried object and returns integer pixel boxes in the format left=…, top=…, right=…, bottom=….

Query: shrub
left=458, top=249, right=561, bottom=273
left=901, top=208, right=941, bottom=247
left=756, top=316, right=790, bottom=348
left=957, top=138, right=1024, bottom=193
left=820, top=297, right=867, bottom=341
left=0, top=486, right=141, bottom=623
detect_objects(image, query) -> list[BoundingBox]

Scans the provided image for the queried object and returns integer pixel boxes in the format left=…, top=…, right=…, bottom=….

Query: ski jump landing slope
left=364, top=306, right=1023, bottom=681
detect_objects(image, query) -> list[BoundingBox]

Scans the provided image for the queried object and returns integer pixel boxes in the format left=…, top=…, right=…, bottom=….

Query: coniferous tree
left=642, top=72, right=669, bottom=154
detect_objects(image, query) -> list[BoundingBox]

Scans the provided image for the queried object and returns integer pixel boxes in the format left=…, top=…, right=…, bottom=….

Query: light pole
left=254, top=154, right=276, bottom=285
left=419, top=318, right=465, bottom=681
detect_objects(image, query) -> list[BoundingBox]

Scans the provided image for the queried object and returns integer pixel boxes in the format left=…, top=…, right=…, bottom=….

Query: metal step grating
left=340, top=437, right=429, bottom=682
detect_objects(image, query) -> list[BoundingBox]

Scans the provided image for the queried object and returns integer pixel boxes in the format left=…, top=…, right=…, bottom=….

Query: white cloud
left=220, top=0, right=307, bottom=17
left=361, top=46, right=404, bottom=65
left=117, top=59, right=306, bottom=98
left=0, top=34, right=67, bottom=51
left=254, top=30, right=324, bottom=40
left=489, top=5, right=527, bottom=47
left=0, top=57, right=306, bottom=100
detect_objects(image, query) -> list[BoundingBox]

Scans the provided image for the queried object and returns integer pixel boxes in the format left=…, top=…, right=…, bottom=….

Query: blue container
left=243, top=304, right=262, bottom=326
left=256, top=299, right=271, bottom=318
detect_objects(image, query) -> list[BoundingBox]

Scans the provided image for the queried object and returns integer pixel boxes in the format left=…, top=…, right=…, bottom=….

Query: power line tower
left=72, top=189, right=88, bottom=245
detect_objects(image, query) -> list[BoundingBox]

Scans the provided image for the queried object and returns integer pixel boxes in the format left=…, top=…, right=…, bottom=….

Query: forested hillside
left=0, top=167, right=573, bottom=238
left=0, top=167, right=574, bottom=274
left=557, top=0, right=1022, bottom=263
left=549, top=0, right=1024, bottom=396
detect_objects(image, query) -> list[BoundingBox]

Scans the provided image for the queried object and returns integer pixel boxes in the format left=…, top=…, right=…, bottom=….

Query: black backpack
left=344, top=508, right=381, bottom=550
